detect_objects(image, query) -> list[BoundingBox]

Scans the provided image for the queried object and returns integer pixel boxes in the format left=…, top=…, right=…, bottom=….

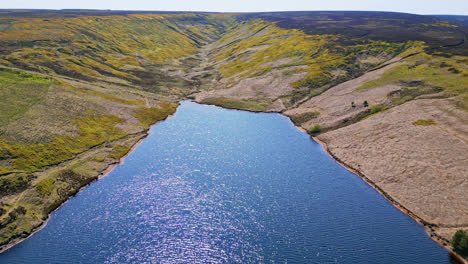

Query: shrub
left=57, top=169, right=88, bottom=187
left=413, top=119, right=436, bottom=126
left=291, top=112, right=320, bottom=124
left=369, top=105, right=383, bottom=114
left=93, top=157, right=105, bottom=162
left=452, top=230, right=468, bottom=256
left=0, top=173, right=31, bottom=198
left=109, top=145, right=131, bottom=160
left=363, top=100, right=369, bottom=107
left=36, top=178, right=56, bottom=196
left=439, top=62, right=450, bottom=68
left=7, top=206, right=26, bottom=221
left=310, top=124, right=321, bottom=134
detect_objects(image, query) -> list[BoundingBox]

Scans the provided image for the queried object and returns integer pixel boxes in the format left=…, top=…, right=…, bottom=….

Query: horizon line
left=0, top=8, right=467, bottom=16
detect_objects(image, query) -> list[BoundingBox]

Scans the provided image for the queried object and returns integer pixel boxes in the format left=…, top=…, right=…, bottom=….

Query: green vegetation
left=131, top=102, right=178, bottom=128
left=0, top=68, right=52, bottom=126
left=213, top=19, right=410, bottom=103
left=358, top=53, right=468, bottom=114
left=215, top=19, right=404, bottom=83
left=358, top=53, right=468, bottom=98
left=452, top=230, right=468, bottom=256
left=36, top=178, right=56, bottom=196
left=0, top=114, right=126, bottom=172
left=200, top=97, right=271, bottom=112
left=0, top=206, right=27, bottom=229
left=0, top=13, right=235, bottom=81
left=358, top=105, right=387, bottom=121
left=0, top=173, right=30, bottom=198
left=290, top=112, right=320, bottom=124
left=93, top=157, right=105, bottom=162
left=388, top=86, right=444, bottom=106
left=413, top=119, right=436, bottom=126
left=363, top=100, right=369, bottom=107
left=57, top=80, right=144, bottom=105
left=310, top=124, right=321, bottom=134
left=369, top=105, right=383, bottom=115
left=109, top=145, right=131, bottom=160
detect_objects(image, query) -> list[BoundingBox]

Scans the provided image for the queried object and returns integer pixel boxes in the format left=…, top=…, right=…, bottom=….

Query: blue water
left=0, top=101, right=452, bottom=263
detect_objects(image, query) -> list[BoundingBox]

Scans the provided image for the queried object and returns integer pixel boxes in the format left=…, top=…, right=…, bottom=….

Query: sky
left=2, top=0, right=468, bottom=15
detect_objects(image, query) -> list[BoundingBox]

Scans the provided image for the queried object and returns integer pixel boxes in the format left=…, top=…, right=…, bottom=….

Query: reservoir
left=0, top=101, right=452, bottom=263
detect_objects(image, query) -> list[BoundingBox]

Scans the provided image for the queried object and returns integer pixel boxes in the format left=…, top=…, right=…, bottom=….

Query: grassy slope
left=0, top=10, right=466, bottom=250
left=0, top=69, right=52, bottom=127
left=206, top=13, right=467, bottom=126
left=358, top=52, right=468, bottom=110
left=0, top=12, right=235, bottom=94
left=209, top=18, right=411, bottom=105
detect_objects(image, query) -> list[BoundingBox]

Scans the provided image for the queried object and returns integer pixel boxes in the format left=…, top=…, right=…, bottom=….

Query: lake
left=0, top=101, right=453, bottom=263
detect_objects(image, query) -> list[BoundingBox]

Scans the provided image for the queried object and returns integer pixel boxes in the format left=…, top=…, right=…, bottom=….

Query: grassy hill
left=0, top=10, right=466, bottom=253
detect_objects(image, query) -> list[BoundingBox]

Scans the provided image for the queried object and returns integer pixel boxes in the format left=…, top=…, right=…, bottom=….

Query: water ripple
left=0, top=101, right=451, bottom=264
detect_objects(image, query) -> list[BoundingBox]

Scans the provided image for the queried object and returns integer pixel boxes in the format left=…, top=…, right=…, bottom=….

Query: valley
left=0, top=9, right=467, bottom=260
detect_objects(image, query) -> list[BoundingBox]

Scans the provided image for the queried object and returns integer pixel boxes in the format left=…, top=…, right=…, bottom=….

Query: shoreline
left=311, top=135, right=467, bottom=264
left=0, top=111, right=177, bottom=254
left=0, top=102, right=465, bottom=263
left=187, top=101, right=468, bottom=263
left=97, top=109, right=177, bottom=181
left=192, top=101, right=468, bottom=263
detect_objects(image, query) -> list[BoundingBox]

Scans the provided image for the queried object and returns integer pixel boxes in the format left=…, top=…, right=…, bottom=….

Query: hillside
left=0, top=10, right=466, bottom=257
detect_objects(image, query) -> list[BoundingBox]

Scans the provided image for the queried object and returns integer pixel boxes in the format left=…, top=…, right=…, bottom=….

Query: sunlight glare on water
left=0, top=101, right=452, bottom=263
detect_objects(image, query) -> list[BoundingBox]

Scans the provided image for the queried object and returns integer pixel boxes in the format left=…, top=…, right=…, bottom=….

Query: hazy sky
left=2, top=0, right=468, bottom=15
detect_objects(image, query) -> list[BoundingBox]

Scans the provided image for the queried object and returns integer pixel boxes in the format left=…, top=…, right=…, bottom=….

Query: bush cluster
left=452, top=230, right=468, bottom=256
left=310, top=124, right=321, bottom=134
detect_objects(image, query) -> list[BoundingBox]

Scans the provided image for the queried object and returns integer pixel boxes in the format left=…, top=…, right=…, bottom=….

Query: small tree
left=351, top=101, right=356, bottom=108
left=452, top=230, right=468, bottom=256
left=363, top=100, right=369, bottom=107
left=310, top=124, right=321, bottom=134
